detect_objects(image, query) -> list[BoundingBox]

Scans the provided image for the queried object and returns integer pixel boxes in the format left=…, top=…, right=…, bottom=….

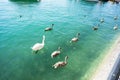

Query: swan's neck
left=51, top=24, right=54, bottom=28
left=76, top=33, right=80, bottom=38
left=58, top=47, right=61, bottom=51
left=64, top=56, right=68, bottom=64
left=42, top=36, right=45, bottom=44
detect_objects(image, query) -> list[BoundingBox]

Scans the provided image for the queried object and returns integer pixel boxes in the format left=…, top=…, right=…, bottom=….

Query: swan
left=45, top=24, right=54, bottom=31
left=100, top=18, right=104, bottom=23
left=70, top=33, right=80, bottom=42
left=114, top=16, right=118, bottom=20
left=113, top=24, right=118, bottom=30
left=51, top=47, right=62, bottom=58
left=31, top=35, right=45, bottom=53
left=52, top=56, right=68, bottom=69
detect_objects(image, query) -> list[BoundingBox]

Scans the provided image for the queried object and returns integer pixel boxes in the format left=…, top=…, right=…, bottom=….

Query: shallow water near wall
left=0, top=0, right=120, bottom=80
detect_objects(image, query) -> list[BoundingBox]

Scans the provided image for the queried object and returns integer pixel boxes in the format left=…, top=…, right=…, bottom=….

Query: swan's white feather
left=51, top=51, right=60, bottom=58
left=32, top=43, right=44, bottom=51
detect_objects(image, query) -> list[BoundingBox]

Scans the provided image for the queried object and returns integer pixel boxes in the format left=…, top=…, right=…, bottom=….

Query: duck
left=114, top=16, right=118, bottom=20
left=31, top=35, right=45, bottom=53
left=52, top=56, right=68, bottom=69
left=100, top=18, right=104, bottom=23
left=93, top=27, right=98, bottom=30
left=45, top=24, right=54, bottom=31
left=70, top=33, right=80, bottom=42
left=92, top=24, right=99, bottom=31
left=51, top=47, right=62, bottom=58
left=113, top=24, right=118, bottom=30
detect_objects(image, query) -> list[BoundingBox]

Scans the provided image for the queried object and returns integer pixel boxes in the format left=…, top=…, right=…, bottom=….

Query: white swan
left=70, top=33, right=80, bottom=42
left=51, top=47, right=61, bottom=58
left=31, top=35, right=45, bottom=53
left=100, top=18, right=104, bottom=23
left=52, top=56, right=68, bottom=69
left=45, top=24, right=54, bottom=31
left=113, top=24, right=118, bottom=30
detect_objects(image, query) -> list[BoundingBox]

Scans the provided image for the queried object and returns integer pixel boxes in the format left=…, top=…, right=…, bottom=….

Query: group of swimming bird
left=31, top=16, right=119, bottom=69
left=92, top=16, right=119, bottom=31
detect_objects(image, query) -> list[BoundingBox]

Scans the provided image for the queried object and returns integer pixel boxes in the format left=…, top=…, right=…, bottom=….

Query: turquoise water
left=0, top=0, right=120, bottom=80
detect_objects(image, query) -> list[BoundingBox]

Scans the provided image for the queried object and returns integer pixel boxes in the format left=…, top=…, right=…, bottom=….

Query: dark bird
left=45, top=24, right=54, bottom=31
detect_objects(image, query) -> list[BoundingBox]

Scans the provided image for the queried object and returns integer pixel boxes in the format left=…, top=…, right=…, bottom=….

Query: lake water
left=0, top=0, right=120, bottom=80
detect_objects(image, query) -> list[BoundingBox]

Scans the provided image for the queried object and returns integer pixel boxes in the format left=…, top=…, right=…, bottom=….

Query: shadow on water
left=69, top=0, right=109, bottom=4
left=68, top=0, right=99, bottom=5
left=9, top=0, right=41, bottom=4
